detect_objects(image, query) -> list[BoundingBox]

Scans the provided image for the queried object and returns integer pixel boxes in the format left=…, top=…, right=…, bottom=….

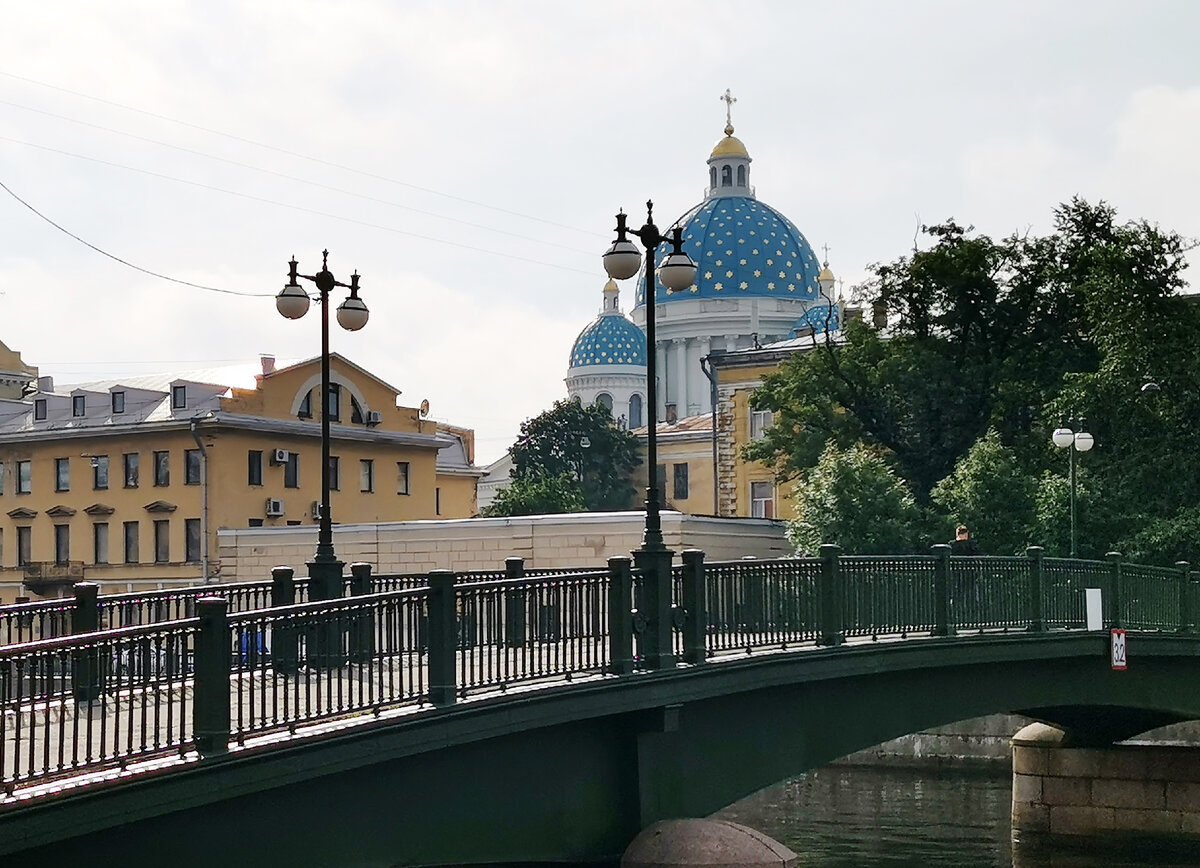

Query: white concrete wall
left=217, top=511, right=791, bottom=581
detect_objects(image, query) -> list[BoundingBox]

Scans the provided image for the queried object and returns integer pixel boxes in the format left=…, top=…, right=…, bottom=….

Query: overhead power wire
left=0, top=137, right=597, bottom=280
left=0, top=97, right=599, bottom=255
left=0, top=177, right=273, bottom=297
left=0, top=69, right=598, bottom=237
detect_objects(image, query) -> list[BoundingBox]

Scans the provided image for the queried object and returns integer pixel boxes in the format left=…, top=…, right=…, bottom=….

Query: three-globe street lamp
left=603, top=202, right=697, bottom=669
left=1052, top=419, right=1094, bottom=558
left=276, top=250, right=369, bottom=602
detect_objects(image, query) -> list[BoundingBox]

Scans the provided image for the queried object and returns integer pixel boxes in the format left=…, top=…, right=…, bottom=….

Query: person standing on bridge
left=950, top=525, right=982, bottom=626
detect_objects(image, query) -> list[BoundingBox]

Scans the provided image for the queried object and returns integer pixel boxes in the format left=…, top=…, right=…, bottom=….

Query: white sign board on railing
left=1111, top=628, right=1127, bottom=670
left=1085, top=588, right=1104, bottom=631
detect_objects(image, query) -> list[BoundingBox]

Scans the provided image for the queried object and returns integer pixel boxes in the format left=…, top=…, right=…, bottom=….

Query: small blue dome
left=569, top=314, right=647, bottom=368
left=635, top=196, right=822, bottom=306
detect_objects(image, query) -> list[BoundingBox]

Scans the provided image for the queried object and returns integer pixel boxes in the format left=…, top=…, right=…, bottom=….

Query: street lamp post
left=1052, top=419, right=1094, bottom=558
left=276, top=250, right=369, bottom=603
left=603, top=202, right=697, bottom=669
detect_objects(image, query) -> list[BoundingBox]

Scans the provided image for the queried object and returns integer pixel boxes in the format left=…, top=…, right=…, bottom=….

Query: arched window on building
left=628, top=393, right=643, bottom=429
left=595, top=393, right=613, bottom=415
left=721, top=165, right=732, bottom=187
left=737, top=165, right=746, bottom=186
left=709, top=166, right=717, bottom=189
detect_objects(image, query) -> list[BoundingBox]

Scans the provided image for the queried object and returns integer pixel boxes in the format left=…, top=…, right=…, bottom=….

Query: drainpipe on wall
left=700, top=354, right=719, bottom=518
left=190, top=418, right=211, bottom=584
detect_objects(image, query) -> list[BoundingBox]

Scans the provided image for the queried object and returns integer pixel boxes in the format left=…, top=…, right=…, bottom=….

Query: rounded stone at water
left=622, top=818, right=798, bottom=868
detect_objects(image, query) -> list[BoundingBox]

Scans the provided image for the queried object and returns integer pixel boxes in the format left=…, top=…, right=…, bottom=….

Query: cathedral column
left=672, top=338, right=688, bottom=420
left=656, top=341, right=668, bottom=420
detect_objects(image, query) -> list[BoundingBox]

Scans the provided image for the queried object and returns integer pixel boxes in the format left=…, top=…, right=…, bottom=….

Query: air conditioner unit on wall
left=366, top=410, right=382, bottom=425
left=271, top=448, right=290, bottom=465
left=265, top=497, right=285, bottom=517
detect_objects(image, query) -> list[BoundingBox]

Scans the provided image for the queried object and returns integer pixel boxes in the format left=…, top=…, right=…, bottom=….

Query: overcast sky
left=3, top=1, right=1197, bottom=464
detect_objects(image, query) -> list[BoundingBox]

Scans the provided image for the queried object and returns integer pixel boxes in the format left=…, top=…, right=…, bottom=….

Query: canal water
left=713, top=765, right=1200, bottom=867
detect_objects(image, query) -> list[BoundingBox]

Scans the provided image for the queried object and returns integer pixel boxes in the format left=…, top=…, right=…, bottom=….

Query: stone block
left=1166, top=780, right=1200, bottom=812
left=1147, top=750, right=1200, bottom=783
left=1012, top=773, right=1043, bottom=804
left=1011, top=802, right=1050, bottom=832
left=1043, top=777, right=1091, bottom=806
left=1048, top=805, right=1114, bottom=835
left=1013, top=747, right=1048, bottom=777
left=1091, top=778, right=1165, bottom=810
left=1097, top=750, right=1151, bottom=780
left=1180, top=812, right=1200, bottom=835
left=1110, top=808, right=1180, bottom=835
left=1047, top=748, right=1106, bottom=779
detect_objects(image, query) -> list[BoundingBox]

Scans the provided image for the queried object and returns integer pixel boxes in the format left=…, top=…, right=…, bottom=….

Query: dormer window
left=112, top=391, right=125, bottom=414
left=34, top=399, right=47, bottom=421
left=73, top=396, right=86, bottom=417
left=171, top=385, right=186, bottom=409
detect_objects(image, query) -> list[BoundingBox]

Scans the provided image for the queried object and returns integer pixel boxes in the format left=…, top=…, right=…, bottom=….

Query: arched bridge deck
left=0, top=546, right=1197, bottom=866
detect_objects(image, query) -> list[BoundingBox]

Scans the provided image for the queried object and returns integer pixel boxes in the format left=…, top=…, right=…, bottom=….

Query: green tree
left=504, top=399, right=641, bottom=513
left=930, top=429, right=1038, bottom=555
left=787, top=441, right=928, bottom=556
left=481, top=471, right=585, bottom=517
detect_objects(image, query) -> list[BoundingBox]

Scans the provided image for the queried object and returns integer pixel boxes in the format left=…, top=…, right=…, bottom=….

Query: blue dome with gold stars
left=569, top=311, right=647, bottom=369
left=635, top=196, right=823, bottom=307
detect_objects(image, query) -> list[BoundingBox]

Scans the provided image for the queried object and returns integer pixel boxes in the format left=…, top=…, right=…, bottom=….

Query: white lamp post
left=1052, top=419, right=1093, bottom=558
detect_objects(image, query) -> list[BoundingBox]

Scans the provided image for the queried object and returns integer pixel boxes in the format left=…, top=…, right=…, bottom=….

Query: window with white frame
left=750, top=408, right=773, bottom=440
left=750, top=480, right=775, bottom=518
left=397, top=461, right=410, bottom=495
left=360, top=459, right=374, bottom=493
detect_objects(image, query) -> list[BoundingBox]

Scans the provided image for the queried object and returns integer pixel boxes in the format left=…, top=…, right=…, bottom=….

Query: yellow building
left=0, top=353, right=480, bottom=600
left=636, top=416, right=717, bottom=516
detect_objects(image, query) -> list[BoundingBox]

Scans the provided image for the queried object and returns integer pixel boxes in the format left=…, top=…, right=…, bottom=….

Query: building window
left=185, top=518, right=201, bottom=563
left=595, top=393, right=613, bottom=414
left=153, top=451, right=169, bottom=486
left=737, top=165, right=746, bottom=186
left=72, top=395, right=86, bottom=417
left=17, top=526, right=31, bottom=567
left=171, top=385, right=186, bottom=409
left=124, top=453, right=140, bottom=488
left=750, top=409, right=773, bottom=440
left=34, top=399, right=46, bottom=421
left=360, top=459, right=374, bottom=493
left=123, top=521, right=139, bottom=564
left=629, top=394, right=643, bottom=429
left=248, top=450, right=263, bottom=486
left=248, top=518, right=264, bottom=528
left=326, top=383, right=341, bottom=422
left=185, top=449, right=201, bottom=485
left=709, top=166, right=717, bottom=189
left=435, top=487, right=441, bottom=516
left=721, top=165, right=732, bottom=186
left=350, top=396, right=364, bottom=424
left=328, top=456, right=340, bottom=491
left=397, top=461, right=410, bottom=495
left=111, top=391, right=125, bottom=414
left=297, top=390, right=312, bottom=419
left=750, top=481, right=775, bottom=519
left=284, top=453, right=300, bottom=488
left=154, top=520, right=170, bottom=563
left=93, top=455, right=109, bottom=490
left=55, top=524, right=70, bottom=565
left=17, top=460, right=31, bottom=494
left=94, top=523, right=109, bottom=565
left=0, top=462, right=5, bottom=495
left=673, top=463, right=689, bottom=500
left=55, top=457, right=70, bottom=492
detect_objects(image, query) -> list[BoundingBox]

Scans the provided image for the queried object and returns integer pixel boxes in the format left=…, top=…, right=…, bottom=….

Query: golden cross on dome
left=720, top=88, right=737, bottom=132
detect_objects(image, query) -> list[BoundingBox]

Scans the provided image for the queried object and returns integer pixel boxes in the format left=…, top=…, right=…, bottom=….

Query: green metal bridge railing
left=0, top=546, right=1195, bottom=797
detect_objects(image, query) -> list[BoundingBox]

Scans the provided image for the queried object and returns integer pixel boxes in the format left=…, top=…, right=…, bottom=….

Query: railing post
left=1176, top=561, right=1192, bottom=634
left=680, top=549, right=707, bottom=665
left=427, top=570, right=457, bottom=707
left=931, top=544, right=954, bottom=637
left=71, top=582, right=101, bottom=703
left=270, top=566, right=298, bottom=674
left=504, top=557, right=527, bottom=649
left=608, top=556, right=635, bottom=675
left=632, top=547, right=676, bottom=670
left=349, top=562, right=374, bottom=664
left=817, top=544, right=844, bottom=647
left=194, top=596, right=231, bottom=756
left=1107, top=552, right=1124, bottom=629
left=1025, top=546, right=1046, bottom=633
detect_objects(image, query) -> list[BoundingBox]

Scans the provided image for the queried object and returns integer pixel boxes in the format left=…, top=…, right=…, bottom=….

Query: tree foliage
left=481, top=471, right=585, bottom=517
left=747, top=198, right=1199, bottom=562
left=496, top=399, right=642, bottom=515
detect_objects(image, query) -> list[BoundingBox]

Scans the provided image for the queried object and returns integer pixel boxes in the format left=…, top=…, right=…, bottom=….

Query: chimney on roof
left=37, top=375, right=53, bottom=393
left=260, top=354, right=276, bottom=375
